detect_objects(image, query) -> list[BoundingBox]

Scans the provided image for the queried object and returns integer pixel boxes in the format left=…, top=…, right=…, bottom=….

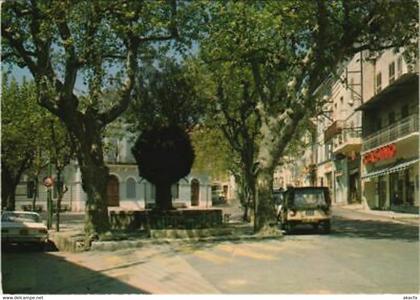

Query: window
left=126, top=178, right=136, bottom=199
left=397, top=56, right=403, bottom=77
left=401, top=105, right=409, bottom=119
left=325, top=142, right=332, bottom=161
left=388, top=111, right=395, bottom=125
left=389, top=62, right=395, bottom=83
left=375, top=72, right=382, bottom=94
left=27, top=181, right=35, bottom=198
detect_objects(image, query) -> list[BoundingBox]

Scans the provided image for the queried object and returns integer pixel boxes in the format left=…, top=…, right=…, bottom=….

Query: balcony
left=362, top=114, right=419, bottom=152
left=333, top=128, right=362, bottom=155
left=324, top=120, right=345, bottom=142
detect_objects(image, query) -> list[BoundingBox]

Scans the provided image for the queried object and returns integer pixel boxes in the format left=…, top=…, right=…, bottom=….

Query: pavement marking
left=224, top=278, right=248, bottom=286
left=243, top=241, right=284, bottom=253
left=104, top=255, right=125, bottom=266
left=217, top=243, right=276, bottom=261
left=191, top=249, right=231, bottom=264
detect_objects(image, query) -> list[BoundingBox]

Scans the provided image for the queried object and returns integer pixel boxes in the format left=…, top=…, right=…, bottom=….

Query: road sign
left=43, top=176, right=55, bottom=188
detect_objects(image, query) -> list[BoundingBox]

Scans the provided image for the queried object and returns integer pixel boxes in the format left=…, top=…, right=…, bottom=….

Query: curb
left=48, top=231, right=86, bottom=252
left=91, top=233, right=283, bottom=252
left=334, top=207, right=419, bottom=226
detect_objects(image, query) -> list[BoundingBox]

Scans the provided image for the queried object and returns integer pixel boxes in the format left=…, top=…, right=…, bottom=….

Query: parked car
left=278, top=187, right=331, bottom=234
left=211, top=186, right=226, bottom=205
left=1, top=211, right=48, bottom=249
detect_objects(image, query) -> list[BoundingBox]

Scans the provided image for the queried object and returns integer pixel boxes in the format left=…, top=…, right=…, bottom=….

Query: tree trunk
left=155, top=182, right=173, bottom=211
left=253, top=107, right=305, bottom=234
left=1, top=166, right=13, bottom=210
left=64, top=109, right=111, bottom=240
left=254, top=166, right=277, bottom=233
left=2, top=159, right=31, bottom=211
left=55, top=171, right=67, bottom=232
left=32, top=176, right=39, bottom=212
left=6, top=188, right=17, bottom=211
left=80, top=162, right=110, bottom=239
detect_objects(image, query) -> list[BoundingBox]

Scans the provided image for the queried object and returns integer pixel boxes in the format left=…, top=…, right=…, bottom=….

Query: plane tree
left=200, top=0, right=418, bottom=233
left=1, top=0, right=190, bottom=238
left=1, top=77, right=46, bottom=211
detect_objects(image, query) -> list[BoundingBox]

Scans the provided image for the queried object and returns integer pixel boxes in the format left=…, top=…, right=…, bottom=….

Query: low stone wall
left=109, top=209, right=223, bottom=231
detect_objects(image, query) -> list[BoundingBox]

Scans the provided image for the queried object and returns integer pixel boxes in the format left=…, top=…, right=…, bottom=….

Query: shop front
left=361, top=140, right=419, bottom=213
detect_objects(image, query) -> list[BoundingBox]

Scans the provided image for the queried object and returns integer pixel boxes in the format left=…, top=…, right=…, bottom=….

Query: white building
left=15, top=132, right=213, bottom=212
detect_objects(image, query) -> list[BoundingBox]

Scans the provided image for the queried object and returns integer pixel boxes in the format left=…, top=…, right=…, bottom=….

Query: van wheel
left=284, top=223, right=293, bottom=234
left=321, top=221, right=331, bottom=234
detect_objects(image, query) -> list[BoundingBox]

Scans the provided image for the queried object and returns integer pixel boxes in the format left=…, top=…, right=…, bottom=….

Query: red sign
left=363, top=144, right=396, bottom=165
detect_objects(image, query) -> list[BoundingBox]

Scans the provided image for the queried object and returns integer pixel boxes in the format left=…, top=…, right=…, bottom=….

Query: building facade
left=15, top=133, right=213, bottom=212
left=277, top=48, right=419, bottom=212
left=358, top=50, right=419, bottom=212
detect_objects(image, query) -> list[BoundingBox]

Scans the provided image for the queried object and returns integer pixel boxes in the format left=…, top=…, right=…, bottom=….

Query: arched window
left=126, top=178, right=136, bottom=199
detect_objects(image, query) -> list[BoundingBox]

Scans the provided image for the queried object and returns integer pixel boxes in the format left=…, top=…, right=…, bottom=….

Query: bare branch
left=1, top=28, right=38, bottom=74
left=55, top=9, right=78, bottom=99
left=98, top=36, right=138, bottom=125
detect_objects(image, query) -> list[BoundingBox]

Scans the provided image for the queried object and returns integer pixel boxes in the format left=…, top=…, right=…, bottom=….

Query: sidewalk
left=47, top=210, right=282, bottom=252
left=333, top=203, right=419, bottom=226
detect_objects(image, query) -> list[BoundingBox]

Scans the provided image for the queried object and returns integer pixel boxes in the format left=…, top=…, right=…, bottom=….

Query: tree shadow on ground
left=284, top=216, right=419, bottom=242
left=1, top=244, right=148, bottom=294
left=329, top=216, right=419, bottom=242
left=166, top=216, right=419, bottom=254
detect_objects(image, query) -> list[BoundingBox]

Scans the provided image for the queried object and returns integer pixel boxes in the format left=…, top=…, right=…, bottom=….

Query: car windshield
left=293, top=189, right=327, bottom=207
left=1, top=212, right=41, bottom=223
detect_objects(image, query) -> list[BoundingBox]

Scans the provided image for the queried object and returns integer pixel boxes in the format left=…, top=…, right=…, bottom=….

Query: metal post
left=56, top=172, right=62, bottom=232
left=47, top=161, right=53, bottom=229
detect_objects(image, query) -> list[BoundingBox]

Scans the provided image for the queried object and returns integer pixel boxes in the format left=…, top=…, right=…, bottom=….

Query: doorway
left=191, top=179, right=200, bottom=206
left=107, top=175, right=120, bottom=207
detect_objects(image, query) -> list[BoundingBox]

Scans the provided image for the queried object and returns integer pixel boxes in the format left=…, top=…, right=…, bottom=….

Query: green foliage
left=197, top=0, right=418, bottom=230
left=190, top=127, right=232, bottom=180
left=1, top=75, right=73, bottom=209
left=126, top=58, right=211, bottom=132
left=132, top=125, right=195, bottom=186
left=1, top=75, right=50, bottom=172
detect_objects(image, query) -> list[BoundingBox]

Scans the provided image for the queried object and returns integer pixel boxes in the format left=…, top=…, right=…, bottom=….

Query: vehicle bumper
left=2, top=235, right=48, bottom=244
left=287, top=218, right=330, bottom=225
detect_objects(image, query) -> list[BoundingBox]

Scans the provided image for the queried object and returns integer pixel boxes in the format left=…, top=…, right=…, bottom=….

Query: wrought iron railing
left=362, top=114, right=419, bottom=152
left=333, top=128, right=362, bottom=150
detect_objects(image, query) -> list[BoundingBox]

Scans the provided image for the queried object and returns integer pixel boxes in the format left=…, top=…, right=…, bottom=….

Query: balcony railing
left=324, top=120, right=345, bottom=142
left=362, top=114, right=419, bottom=152
left=333, top=128, right=362, bottom=154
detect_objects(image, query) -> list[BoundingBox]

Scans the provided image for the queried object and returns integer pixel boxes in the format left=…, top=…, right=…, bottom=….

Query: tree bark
left=1, top=166, right=13, bottom=210
left=2, top=158, right=32, bottom=211
left=253, top=106, right=305, bottom=234
left=6, top=189, right=17, bottom=211
left=65, top=110, right=111, bottom=239
left=155, top=182, right=173, bottom=211
left=32, top=176, right=39, bottom=212
left=254, top=166, right=276, bottom=232
left=81, top=162, right=110, bottom=238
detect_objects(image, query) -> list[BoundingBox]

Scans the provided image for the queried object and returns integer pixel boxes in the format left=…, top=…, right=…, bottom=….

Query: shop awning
left=361, top=158, right=419, bottom=179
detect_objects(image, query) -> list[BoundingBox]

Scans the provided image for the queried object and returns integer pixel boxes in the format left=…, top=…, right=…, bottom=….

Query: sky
left=4, top=40, right=199, bottom=96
